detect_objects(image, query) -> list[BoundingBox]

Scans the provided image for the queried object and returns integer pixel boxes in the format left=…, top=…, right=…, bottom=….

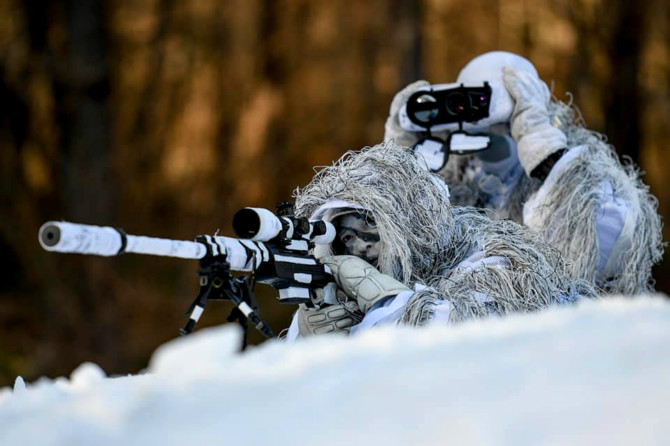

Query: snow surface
left=2, top=296, right=670, bottom=446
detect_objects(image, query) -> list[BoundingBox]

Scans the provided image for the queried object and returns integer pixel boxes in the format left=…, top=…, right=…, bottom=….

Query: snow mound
left=1, top=296, right=670, bottom=445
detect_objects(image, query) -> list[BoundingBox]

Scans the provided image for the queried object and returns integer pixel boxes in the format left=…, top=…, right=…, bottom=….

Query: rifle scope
left=232, top=207, right=335, bottom=244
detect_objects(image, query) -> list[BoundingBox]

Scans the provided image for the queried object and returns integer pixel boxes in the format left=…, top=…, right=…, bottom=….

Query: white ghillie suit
left=384, top=52, right=664, bottom=295
left=292, top=143, right=596, bottom=328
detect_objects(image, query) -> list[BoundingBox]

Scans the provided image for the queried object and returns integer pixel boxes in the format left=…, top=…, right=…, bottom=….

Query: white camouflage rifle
left=38, top=203, right=336, bottom=346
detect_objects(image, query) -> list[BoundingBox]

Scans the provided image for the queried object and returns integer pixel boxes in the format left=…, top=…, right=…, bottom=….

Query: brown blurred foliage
left=0, top=0, right=668, bottom=386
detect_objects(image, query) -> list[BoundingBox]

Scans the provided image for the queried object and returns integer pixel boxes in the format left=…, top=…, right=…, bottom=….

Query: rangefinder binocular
left=398, top=82, right=494, bottom=173
left=399, top=82, right=492, bottom=132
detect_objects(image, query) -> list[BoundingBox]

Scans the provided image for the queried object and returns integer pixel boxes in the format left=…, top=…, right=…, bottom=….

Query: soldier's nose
left=354, top=240, right=372, bottom=256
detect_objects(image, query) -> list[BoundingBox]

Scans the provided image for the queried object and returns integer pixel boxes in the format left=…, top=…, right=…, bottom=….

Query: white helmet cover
left=456, top=51, right=538, bottom=130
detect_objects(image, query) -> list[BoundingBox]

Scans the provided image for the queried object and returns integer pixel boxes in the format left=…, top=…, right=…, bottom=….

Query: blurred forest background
left=0, top=0, right=669, bottom=387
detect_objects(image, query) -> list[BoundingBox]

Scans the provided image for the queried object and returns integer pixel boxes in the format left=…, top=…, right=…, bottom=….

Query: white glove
left=322, top=255, right=411, bottom=313
left=384, top=80, right=431, bottom=148
left=502, top=66, right=567, bottom=176
left=297, top=300, right=363, bottom=336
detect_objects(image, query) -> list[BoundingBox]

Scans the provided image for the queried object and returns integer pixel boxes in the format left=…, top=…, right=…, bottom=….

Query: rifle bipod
left=181, top=257, right=275, bottom=350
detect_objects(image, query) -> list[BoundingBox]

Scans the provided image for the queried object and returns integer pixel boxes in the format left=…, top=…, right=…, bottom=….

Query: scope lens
left=312, top=221, right=327, bottom=236
left=232, top=208, right=261, bottom=238
left=412, top=94, right=439, bottom=123
left=445, top=92, right=468, bottom=116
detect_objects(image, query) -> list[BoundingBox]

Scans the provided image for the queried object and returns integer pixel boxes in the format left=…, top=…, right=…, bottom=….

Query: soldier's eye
left=340, top=234, right=353, bottom=244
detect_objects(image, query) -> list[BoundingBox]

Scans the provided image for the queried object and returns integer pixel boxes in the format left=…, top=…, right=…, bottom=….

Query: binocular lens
left=475, top=94, right=489, bottom=108
left=413, top=94, right=439, bottom=123
left=445, top=92, right=467, bottom=115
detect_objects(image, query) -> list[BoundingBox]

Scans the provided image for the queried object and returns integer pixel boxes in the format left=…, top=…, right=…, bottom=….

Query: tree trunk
left=603, top=0, right=648, bottom=163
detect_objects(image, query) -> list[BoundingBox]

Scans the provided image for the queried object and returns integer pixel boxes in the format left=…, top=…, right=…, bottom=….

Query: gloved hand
left=384, top=80, right=433, bottom=148
left=297, top=300, right=363, bottom=336
left=321, top=255, right=411, bottom=313
left=502, top=66, right=567, bottom=177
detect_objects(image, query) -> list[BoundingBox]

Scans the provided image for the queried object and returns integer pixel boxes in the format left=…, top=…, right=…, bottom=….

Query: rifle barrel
left=39, top=221, right=206, bottom=260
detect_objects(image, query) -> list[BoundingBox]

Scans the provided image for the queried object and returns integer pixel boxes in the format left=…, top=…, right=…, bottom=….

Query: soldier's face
left=336, top=214, right=381, bottom=266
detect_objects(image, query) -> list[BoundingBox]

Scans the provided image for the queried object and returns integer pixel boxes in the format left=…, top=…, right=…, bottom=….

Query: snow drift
left=1, top=296, right=670, bottom=445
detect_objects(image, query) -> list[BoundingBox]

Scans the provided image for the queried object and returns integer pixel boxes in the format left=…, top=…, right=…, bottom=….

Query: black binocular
left=406, top=83, right=492, bottom=128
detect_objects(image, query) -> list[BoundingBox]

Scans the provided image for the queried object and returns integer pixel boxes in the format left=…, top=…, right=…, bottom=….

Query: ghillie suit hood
left=295, top=143, right=453, bottom=285
left=294, top=142, right=596, bottom=325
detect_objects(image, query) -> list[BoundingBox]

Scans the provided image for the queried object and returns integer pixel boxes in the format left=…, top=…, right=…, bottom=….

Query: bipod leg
left=226, top=306, right=249, bottom=351
left=225, top=277, right=275, bottom=341
left=180, top=274, right=215, bottom=335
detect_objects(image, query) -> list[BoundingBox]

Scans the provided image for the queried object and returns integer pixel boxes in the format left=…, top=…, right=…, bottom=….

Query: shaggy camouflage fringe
left=402, top=207, right=596, bottom=325
left=526, top=99, right=665, bottom=294
left=432, top=99, right=663, bottom=295
left=294, top=142, right=597, bottom=326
